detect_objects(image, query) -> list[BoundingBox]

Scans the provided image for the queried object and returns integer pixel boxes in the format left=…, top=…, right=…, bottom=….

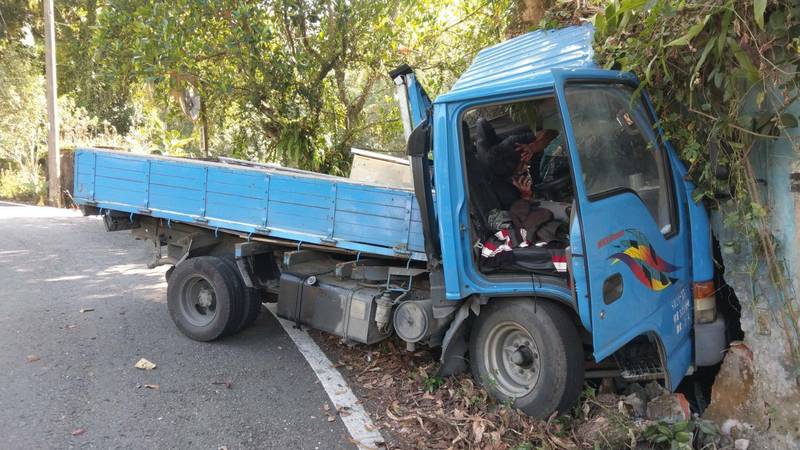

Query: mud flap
left=437, top=297, right=481, bottom=377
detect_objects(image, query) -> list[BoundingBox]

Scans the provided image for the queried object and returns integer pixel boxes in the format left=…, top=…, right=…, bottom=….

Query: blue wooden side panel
left=269, top=176, right=334, bottom=238
left=93, top=153, right=148, bottom=208
left=73, top=151, right=96, bottom=201
left=73, top=149, right=426, bottom=260
left=205, top=167, right=268, bottom=228
left=334, top=184, right=410, bottom=249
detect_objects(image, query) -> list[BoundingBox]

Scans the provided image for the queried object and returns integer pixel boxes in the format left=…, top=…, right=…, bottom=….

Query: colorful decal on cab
left=606, top=229, right=679, bottom=291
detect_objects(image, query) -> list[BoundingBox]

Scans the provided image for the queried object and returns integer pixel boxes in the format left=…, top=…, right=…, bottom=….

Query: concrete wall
left=705, top=98, right=800, bottom=443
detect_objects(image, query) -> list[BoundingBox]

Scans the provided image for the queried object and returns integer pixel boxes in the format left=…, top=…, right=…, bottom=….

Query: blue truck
left=74, top=24, right=727, bottom=417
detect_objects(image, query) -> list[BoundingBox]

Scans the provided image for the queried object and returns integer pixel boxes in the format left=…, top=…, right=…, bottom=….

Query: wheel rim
left=483, top=321, right=541, bottom=397
left=180, top=275, right=217, bottom=327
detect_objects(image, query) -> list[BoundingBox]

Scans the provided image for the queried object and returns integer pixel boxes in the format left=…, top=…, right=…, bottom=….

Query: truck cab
left=394, top=24, right=723, bottom=413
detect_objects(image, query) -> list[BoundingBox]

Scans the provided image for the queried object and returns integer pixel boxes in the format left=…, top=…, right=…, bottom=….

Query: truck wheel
left=167, top=256, right=242, bottom=341
left=219, top=256, right=262, bottom=332
left=469, top=299, right=584, bottom=417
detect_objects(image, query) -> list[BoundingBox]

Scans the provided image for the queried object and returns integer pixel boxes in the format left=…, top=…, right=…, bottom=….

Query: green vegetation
left=421, top=373, right=445, bottom=393
left=0, top=169, right=45, bottom=203
left=0, top=0, right=514, bottom=189
left=0, top=44, right=46, bottom=201
left=642, top=421, right=695, bottom=449
left=641, top=419, right=720, bottom=449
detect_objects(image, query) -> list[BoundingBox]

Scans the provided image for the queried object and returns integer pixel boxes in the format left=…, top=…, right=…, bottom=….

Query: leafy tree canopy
left=84, top=0, right=512, bottom=173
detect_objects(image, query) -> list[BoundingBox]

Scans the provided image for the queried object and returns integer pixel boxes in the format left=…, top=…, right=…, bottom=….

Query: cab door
left=553, top=69, right=693, bottom=389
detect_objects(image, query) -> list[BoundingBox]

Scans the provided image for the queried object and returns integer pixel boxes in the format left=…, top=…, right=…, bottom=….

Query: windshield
left=564, top=83, right=674, bottom=233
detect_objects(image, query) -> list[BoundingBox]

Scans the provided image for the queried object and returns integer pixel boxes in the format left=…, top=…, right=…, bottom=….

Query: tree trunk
left=507, top=0, right=552, bottom=38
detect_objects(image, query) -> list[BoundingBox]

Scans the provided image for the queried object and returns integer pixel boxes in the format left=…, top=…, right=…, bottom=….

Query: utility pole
left=44, top=0, right=61, bottom=207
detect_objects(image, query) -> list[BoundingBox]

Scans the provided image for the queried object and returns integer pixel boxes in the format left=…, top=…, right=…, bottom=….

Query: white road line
left=265, top=304, right=385, bottom=450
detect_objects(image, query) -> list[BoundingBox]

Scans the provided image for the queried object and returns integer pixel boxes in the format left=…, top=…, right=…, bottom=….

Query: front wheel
left=470, top=299, right=584, bottom=417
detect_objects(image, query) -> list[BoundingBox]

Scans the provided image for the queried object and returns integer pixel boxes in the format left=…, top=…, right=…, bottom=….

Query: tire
left=469, top=299, right=584, bottom=417
left=219, top=256, right=262, bottom=333
left=166, top=256, right=243, bottom=341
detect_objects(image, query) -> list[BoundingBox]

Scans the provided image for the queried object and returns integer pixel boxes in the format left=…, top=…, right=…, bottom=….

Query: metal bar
left=143, top=159, right=151, bottom=210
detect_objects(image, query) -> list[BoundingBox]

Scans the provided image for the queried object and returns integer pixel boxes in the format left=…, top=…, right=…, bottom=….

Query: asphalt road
left=0, top=201, right=352, bottom=449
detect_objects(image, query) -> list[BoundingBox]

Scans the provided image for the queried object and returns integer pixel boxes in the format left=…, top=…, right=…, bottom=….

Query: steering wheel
left=534, top=174, right=571, bottom=195
left=535, top=150, right=571, bottom=198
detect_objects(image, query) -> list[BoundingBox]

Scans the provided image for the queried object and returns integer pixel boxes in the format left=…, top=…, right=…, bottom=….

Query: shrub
left=0, top=169, right=45, bottom=204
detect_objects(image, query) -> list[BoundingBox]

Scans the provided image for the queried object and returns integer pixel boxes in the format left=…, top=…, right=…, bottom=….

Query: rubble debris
left=143, top=384, right=160, bottom=390
left=703, top=343, right=770, bottom=431
left=79, top=308, right=94, bottom=313
left=211, top=381, right=232, bottom=389
left=26, top=354, right=40, bottom=363
left=70, top=428, right=86, bottom=436
left=644, top=380, right=669, bottom=399
left=622, top=391, right=647, bottom=417
left=134, top=358, right=156, bottom=370
left=646, top=393, right=690, bottom=423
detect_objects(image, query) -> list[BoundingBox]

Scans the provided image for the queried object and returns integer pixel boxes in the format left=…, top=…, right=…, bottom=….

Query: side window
left=564, top=83, right=674, bottom=234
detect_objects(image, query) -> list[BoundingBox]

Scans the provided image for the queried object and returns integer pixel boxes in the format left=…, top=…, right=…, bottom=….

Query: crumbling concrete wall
left=704, top=100, right=800, bottom=446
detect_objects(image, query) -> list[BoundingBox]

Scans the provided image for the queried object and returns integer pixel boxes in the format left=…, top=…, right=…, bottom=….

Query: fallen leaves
left=322, top=402, right=344, bottom=422
left=134, top=358, right=156, bottom=370
left=471, top=419, right=486, bottom=444
left=311, top=332, right=644, bottom=450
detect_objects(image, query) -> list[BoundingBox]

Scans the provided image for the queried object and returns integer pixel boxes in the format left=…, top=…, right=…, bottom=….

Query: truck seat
left=479, top=243, right=568, bottom=275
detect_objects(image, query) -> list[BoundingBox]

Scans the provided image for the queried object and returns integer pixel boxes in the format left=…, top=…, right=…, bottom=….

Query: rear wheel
left=167, top=256, right=242, bottom=341
left=470, top=299, right=584, bottom=417
left=219, top=256, right=262, bottom=332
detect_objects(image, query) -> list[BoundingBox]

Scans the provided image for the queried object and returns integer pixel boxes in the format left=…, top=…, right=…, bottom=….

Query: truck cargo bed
left=72, top=148, right=426, bottom=260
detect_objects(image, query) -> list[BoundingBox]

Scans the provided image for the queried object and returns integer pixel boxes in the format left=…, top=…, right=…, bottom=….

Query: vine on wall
left=543, top=0, right=800, bottom=363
